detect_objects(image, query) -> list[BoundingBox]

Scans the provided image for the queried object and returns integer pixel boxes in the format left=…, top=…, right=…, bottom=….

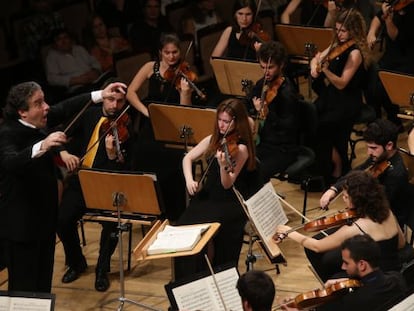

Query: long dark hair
left=207, top=98, right=256, bottom=171
left=232, top=0, right=257, bottom=30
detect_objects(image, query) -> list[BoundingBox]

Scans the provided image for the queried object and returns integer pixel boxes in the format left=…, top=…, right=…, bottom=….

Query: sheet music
left=0, top=296, right=52, bottom=311
left=244, top=182, right=288, bottom=256
left=388, top=293, right=414, bottom=311
left=172, top=267, right=242, bottom=311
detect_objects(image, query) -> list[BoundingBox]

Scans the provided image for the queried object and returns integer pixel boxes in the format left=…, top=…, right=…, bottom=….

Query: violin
left=317, top=39, right=355, bottom=72
left=303, top=209, right=358, bottom=232
left=282, top=279, right=361, bottom=310
left=218, top=132, right=239, bottom=173
left=367, top=160, right=391, bottom=178
left=99, top=111, right=130, bottom=163
left=257, top=76, right=285, bottom=120
left=163, top=61, right=206, bottom=100
left=239, top=22, right=271, bottom=48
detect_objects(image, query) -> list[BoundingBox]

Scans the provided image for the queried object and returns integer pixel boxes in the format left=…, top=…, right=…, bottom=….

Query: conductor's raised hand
left=102, top=82, right=127, bottom=99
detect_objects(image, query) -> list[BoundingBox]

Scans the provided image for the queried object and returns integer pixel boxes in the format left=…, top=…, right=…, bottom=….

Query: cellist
left=274, top=170, right=406, bottom=282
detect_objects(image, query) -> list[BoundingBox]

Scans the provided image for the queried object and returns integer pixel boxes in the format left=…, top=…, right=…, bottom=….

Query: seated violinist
left=211, top=0, right=264, bottom=61
left=126, top=33, right=195, bottom=221
left=319, top=119, right=410, bottom=229
left=275, top=170, right=406, bottom=282
left=249, top=40, right=302, bottom=182
left=281, top=234, right=407, bottom=311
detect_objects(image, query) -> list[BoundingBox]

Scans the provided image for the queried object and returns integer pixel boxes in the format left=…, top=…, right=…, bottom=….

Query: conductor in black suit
left=0, top=80, right=126, bottom=293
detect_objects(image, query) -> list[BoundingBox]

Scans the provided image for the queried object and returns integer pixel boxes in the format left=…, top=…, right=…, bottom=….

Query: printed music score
left=169, top=267, right=242, bottom=311
left=243, top=182, right=288, bottom=259
left=0, top=295, right=53, bottom=311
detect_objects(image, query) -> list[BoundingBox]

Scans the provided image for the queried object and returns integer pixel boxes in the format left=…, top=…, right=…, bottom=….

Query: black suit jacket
left=0, top=93, right=91, bottom=241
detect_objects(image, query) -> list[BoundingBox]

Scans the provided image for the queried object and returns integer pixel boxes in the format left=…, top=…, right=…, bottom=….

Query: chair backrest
left=165, top=0, right=189, bottom=34
left=114, top=51, right=152, bottom=98
left=197, top=22, right=227, bottom=80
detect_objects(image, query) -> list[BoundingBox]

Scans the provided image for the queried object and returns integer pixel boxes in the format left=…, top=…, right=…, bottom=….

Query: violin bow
left=204, top=254, right=229, bottom=311
left=63, top=99, right=93, bottom=134
left=79, top=105, right=131, bottom=164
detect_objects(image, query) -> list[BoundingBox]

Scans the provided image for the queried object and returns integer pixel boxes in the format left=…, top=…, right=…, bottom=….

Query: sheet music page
left=244, top=182, right=288, bottom=255
left=172, top=267, right=242, bottom=311
left=0, top=296, right=52, bottom=311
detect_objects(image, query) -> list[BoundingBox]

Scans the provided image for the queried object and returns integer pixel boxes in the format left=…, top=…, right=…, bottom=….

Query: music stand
left=149, top=103, right=216, bottom=152
left=78, top=169, right=163, bottom=311
left=379, top=70, right=414, bottom=120
left=210, top=57, right=263, bottom=97
left=275, top=24, right=333, bottom=99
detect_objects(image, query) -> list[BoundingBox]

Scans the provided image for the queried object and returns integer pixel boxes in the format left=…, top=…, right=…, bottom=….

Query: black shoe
left=62, top=259, right=87, bottom=283
left=95, top=270, right=110, bottom=292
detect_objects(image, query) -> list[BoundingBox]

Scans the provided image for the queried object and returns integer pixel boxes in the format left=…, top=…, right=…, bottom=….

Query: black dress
left=133, top=61, right=187, bottom=221
left=174, top=141, right=261, bottom=280
left=313, top=44, right=366, bottom=182
left=227, top=28, right=257, bottom=61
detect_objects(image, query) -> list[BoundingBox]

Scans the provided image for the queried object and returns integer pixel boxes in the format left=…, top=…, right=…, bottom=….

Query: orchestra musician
left=237, top=270, right=275, bottom=311
left=365, top=1, right=414, bottom=129
left=126, top=33, right=194, bottom=221
left=281, top=0, right=328, bottom=26
left=211, top=0, right=263, bottom=61
left=173, top=98, right=263, bottom=280
left=57, top=78, right=133, bottom=292
left=310, top=9, right=371, bottom=185
left=319, top=119, right=410, bottom=228
left=249, top=40, right=302, bottom=182
left=0, top=80, right=125, bottom=293
left=281, top=234, right=407, bottom=311
left=275, top=170, right=406, bottom=282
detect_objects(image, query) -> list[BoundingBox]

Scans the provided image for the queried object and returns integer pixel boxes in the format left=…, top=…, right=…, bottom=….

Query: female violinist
left=249, top=41, right=302, bottom=182
left=310, top=9, right=371, bottom=185
left=174, top=98, right=262, bottom=280
left=126, top=33, right=192, bottom=119
left=126, top=33, right=195, bottom=221
left=275, top=170, right=406, bottom=282
left=211, top=0, right=264, bottom=61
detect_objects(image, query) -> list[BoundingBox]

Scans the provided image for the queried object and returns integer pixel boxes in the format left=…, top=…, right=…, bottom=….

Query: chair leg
left=79, top=219, right=86, bottom=246
left=127, top=223, right=132, bottom=271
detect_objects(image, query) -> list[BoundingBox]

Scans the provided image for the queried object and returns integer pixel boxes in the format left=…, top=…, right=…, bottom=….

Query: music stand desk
left=379, top=70, right=414, bottom=119
left=275, top=24, right=332, bottom=57
left=149, top=103, right=216, bottom=147
left=210, top=57, right=263, bottom=96
left=133, top=220, right=220, bottom=261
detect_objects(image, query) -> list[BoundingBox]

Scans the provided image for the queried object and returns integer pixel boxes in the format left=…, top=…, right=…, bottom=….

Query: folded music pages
left=147, top=223, right=211, bottom=255
left=0, top=292, right=55, bottom=311
left=165, top=266, right=242, bottom=311
left=243, top=181, right=288, bottom=260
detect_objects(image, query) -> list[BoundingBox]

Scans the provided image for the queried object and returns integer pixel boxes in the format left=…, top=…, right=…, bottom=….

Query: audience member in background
left=310, top=9, right=370, bottom=185
left=237, top=270, right=275, bottom=311
left=83, top=14, right=130, bottom=72
left=45, top=28, right=103, bottom=95
left=211, top=0, right=261, bottom=61
left=128, top=0, right=172, bottom=58
left=21, top=0, right=65, bottom=61
left=94, top=0, right=141, bottom=38
left=181, top=0, right=222, bottom=38
left=365, top=1, right=414, bottom=129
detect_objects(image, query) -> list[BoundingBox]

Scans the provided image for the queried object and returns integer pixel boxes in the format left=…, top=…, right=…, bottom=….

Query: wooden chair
left=197, top=22, right=227, bottom=81
left=165, top=0, right=190, bottom=34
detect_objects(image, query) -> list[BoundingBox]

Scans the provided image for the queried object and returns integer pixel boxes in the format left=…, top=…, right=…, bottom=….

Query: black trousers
left=4, top=235, right=55, bottom=293
left=57, top=177, right=118, bottom=272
